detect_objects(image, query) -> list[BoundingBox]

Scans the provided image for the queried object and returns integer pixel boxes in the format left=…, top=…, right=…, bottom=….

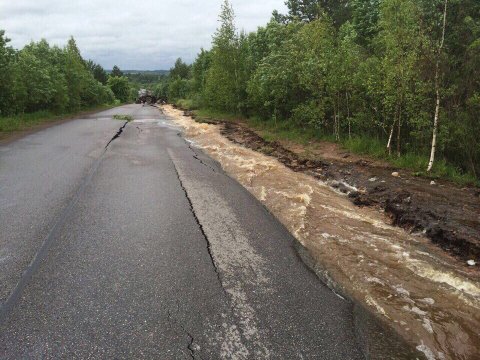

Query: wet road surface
left=165, top=106, right=480, bottom=360
left=0, top=105, right=365, bottom=359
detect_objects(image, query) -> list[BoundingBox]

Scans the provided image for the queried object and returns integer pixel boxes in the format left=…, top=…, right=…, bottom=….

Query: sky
left=0, top=0, right=287, bottom=70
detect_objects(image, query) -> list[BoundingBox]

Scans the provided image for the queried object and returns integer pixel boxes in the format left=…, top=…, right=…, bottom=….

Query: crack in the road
left=0, top=121, right=129, bottom=325
left=170, top=160, right=224, bottom=293
left=167, top=151, right=257, bottom=354
left=192, top=152, right=217, bottom=173
left=105, top=121, right=128, bottom=148
left=176, top=132, right=217, bottom=173
left=186, top=331, right=197, bottom=359
left=167, top=303, right=203, bottom=360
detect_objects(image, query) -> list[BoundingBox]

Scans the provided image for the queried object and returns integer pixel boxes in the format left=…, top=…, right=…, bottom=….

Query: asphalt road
left=0, top=105, right=364, bottom=359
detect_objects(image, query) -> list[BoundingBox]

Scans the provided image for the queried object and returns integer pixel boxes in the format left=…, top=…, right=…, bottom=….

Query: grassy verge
left=341, top=137, right=479, bottom=186
left=0, top=103, right=119, bottom=136
left=113, top=114, right=134, bottom=121
left=173, top=100, right=479, bottom=187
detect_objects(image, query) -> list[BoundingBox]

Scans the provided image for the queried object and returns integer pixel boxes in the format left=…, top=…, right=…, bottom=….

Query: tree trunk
left=346, top=91, right=351, bottom=139
left=397, top=103, right=402, bottom=157
left=387, top=103, right=399, bottom=156
left=427, top=0, right=448, bottom=172
left=333, top=107, right=337, bottom=139
left=333, top=95, right=339, bottom=141
left=387, top=120, right=395, bottom=156
left=336, top=92, right=341, bottom=141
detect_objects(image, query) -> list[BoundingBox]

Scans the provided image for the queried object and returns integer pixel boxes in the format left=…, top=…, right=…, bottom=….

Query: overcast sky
left=0, top=0, right=287, bottom=70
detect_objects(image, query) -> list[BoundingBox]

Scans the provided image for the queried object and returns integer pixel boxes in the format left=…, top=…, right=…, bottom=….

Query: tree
left=427, top=0, right=448, bottom=172
left=0, top=33, right=115, bottom=117
left=111, top=65, right=123, bottom=77
left=168, top=77, right=190, bottom=101
left=334, top=22, right=363, bottom=138
left=158, top=0, right=480, bottom=181
left=351, top=0, right=381, bottom=47
left=87, top=60, right=108, bottom=85
left=169, top=58, right=190, bottom=80
left=108, top=76, right=130, bottom=102
left=64, top=37, right=88, bottom=110
left=277, top=0, right=350, bottom=26
left=284, top=0, right=322, bottom=22
left=0, top=30, right=15, bottom=115
left=295, top=18, right=336, bottom=133
left=378, top=0, right=425, bottom=156
left=204, top=0, right=242, bottom=112
left=247, top=21, right=306, bottom=120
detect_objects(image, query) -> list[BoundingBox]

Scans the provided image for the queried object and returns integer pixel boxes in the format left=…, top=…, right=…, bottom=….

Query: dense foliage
left=164, top=0, right=479, bottom=180
left=0, top=33, right=129, bottom=118
left=124, top=70, right=168, bottom=88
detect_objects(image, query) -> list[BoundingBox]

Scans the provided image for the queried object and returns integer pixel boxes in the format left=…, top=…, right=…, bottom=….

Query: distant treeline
left=158, top=0, right=480, bottom=179
left=0, top=33, right=133, bottom=116
left=123, top=71, right=169, bottom=87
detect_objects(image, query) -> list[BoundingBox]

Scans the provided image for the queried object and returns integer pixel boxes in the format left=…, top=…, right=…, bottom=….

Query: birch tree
left=427, top=0, right=448, bottom=172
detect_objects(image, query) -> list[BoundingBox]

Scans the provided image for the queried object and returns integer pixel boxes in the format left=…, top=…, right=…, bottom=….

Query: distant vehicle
left=136, top=88, right=157, bottom=105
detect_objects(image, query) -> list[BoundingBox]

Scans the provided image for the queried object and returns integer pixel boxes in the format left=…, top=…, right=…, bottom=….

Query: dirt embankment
left=182, top=109, right=480, bottom=263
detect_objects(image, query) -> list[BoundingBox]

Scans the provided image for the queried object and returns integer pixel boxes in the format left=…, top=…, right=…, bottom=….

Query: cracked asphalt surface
left=0, top=105, right=364, bottom=359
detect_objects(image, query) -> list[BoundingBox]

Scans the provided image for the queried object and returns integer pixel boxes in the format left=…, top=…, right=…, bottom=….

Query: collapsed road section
left=163, top=104, right=480, bottom=360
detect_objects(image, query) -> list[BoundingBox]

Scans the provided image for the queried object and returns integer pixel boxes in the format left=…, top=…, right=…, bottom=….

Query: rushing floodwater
left=163, top=106, right=480, bottom=360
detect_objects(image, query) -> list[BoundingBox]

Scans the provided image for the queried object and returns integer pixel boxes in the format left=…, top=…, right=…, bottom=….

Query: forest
left=159, top=0, right=480, bottom=183
left=0, top=33, right=133, bottom=133
left=1, top=0, right=478, bottom=183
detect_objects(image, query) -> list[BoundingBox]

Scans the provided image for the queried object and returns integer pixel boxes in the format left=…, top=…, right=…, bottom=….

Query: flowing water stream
left=163, top=106, right=480, bottom=360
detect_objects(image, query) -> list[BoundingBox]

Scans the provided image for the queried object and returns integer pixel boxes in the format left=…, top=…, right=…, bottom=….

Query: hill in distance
left=106, top=70, right=169, bottom=75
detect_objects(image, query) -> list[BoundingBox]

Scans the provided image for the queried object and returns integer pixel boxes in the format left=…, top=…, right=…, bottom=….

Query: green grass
left=342, top=137, right=386, bottom=158
left=173, top=98, right=198, bottom=110
left=247, top=116, right=337, bottom=144
left=173, top=101, right=479, bottom=187
left=112, top=114, right=134, bottom=121
left=0, top=110, right=59, bottom=133
left=341, top=136, right=479, bottom=186
left=192, top=107, right=333, bottom=144
left=0, top=104, right=117, bottom=135
left=248, top=117, right=479, bottom=186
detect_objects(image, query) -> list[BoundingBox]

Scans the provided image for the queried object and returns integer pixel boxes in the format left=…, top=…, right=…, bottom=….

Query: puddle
left=163, top=106, right=480, bottom=360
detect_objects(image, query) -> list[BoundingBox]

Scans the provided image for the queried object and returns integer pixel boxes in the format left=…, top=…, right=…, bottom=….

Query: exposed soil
left=183, top=109, right=480, bottom=263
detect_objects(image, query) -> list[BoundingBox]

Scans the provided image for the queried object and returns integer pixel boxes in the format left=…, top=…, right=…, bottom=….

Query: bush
left=107, top=76, right=131, bottom=103
left=291, top=102, right=325, bottom=129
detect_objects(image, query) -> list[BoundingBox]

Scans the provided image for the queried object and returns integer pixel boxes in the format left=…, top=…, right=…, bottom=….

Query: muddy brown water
left=163, top=106, right=480, bottom=360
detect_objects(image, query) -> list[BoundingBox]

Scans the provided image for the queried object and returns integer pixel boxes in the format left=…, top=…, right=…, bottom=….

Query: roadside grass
left=0, top=110, right=59, bottom=133
left=341, top=136, right=479, bottom=186
left=174, top=98, right=198, bottom=110
left=0, top=103, right=118, bottom=135
left=113, top=114, right=134, bottom=121
left=341, top=136, right=386, bottom=159
left=172, top=100, right=479, bottom=187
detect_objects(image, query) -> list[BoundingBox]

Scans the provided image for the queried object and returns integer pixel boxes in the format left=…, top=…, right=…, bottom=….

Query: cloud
left=0, top=0, right=287, bottom=70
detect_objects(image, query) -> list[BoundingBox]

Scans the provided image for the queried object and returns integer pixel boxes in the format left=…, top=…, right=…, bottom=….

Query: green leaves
left=169, top=58, right=191, bottom=80
left=0, top=34, right=116, bottom=116
left=111, top=65, right=123, bottom=77
left=180, top=0, right=478, bottom=178
left=201, top=0, right=246, bottom=113
left=107, top=76, right=131, bottom=103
